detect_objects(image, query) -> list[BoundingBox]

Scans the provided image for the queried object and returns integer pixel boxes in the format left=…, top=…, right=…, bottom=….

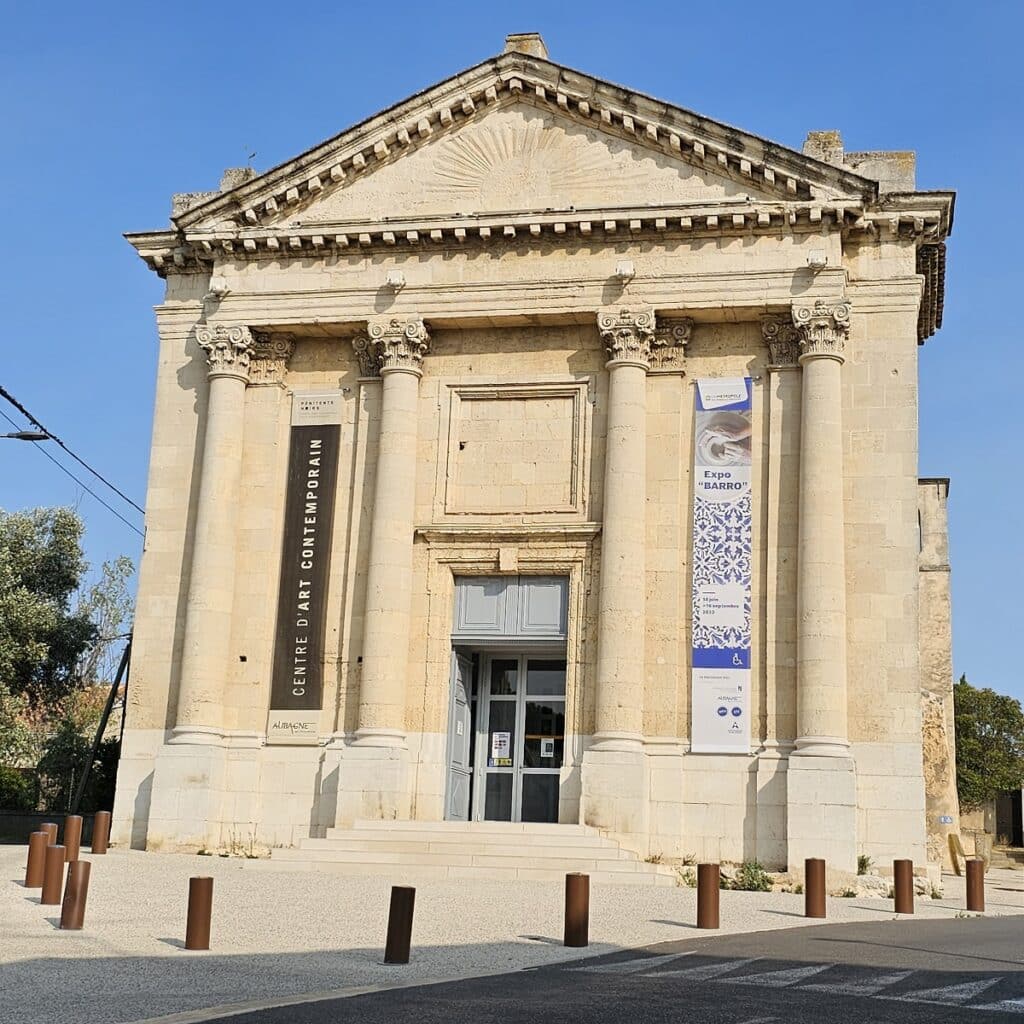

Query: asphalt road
left=209, top=917, right=1024, bottom=1024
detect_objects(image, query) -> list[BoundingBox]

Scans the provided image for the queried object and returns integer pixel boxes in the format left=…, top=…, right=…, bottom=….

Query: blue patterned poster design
left=691, top=378, right=752, bottom=754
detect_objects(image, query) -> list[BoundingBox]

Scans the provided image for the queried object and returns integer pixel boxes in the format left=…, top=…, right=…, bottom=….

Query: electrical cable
left=0, top=407, right=144, bottom=537
left=0, top=383, right=145, bottom=514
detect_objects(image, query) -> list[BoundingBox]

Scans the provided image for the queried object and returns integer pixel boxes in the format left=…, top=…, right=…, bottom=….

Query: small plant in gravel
left=725, top=861, right=773, bottom=892
left=931, top=885, right=943, bottom=899
left=680, top=852, right=697, bottom=866
left=678, top=867, right=698, bottom=888
left=197, top=848, right=212, bottom=856
left=857, top=854, right=873, bottom=876
left=839, top=887, right=857, bottom=898
left=645, top=853, right=664, bottom=864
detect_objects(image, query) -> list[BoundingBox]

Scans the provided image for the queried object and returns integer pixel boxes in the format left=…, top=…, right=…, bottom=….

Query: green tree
left=0, top=508, right=96, bottom=707
left=954, top=675, right=1024, bottom=810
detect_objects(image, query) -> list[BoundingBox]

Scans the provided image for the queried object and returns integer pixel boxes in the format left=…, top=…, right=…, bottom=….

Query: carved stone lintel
left=196, top=323, right=253, bottom=380
left=760, top=316, right=801, bottom=368
left=791, top=299, right=851, bottom=363
left=248, top=332, right=294, bottom=387
left=365, top=316, right=430, bottom=376
left=649, top=317, right=692, bottom=372
left=597, top=306, right=655, bottom=367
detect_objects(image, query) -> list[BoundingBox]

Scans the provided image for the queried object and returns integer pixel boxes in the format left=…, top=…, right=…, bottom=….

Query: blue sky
left=1, top=2, right=1019, bottom=701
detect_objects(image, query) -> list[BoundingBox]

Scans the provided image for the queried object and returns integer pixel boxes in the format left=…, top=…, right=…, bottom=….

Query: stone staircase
left=254, top=820, right=678, bottom=886
left=990, top=845, right=1024, bottom=870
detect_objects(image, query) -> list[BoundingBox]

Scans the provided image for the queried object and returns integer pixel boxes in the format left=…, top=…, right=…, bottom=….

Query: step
left=249, top=859, right=676, bottom=886
left=297, top=838, right=634, bottom=861
left=350, top=820, right=597, bottom=836
left=271, top=848, right=646, bottom=872
left=315, top=829, right=621, bottom=850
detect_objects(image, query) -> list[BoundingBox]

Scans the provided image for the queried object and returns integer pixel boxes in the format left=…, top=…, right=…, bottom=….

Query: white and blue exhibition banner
left=691, top=377, right=753, bottom=754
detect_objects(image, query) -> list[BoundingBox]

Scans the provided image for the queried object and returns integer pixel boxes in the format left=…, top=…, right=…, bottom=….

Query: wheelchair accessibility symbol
left=732, top=653, right=743, bottom=667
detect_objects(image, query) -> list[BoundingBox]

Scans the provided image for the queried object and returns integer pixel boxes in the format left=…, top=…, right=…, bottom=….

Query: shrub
left=857, top=854, right=873, bottom=876
left=678, top=867, right=697, bottom=888
left=727, top=860, right=773, bottom=892
left=0, top=765, right=35, bottom=810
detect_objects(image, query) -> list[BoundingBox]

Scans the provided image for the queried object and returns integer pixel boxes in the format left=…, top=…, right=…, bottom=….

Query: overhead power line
left=0, top=407, right=144, bottom=538
left=0, top=383, right=145, bottom=514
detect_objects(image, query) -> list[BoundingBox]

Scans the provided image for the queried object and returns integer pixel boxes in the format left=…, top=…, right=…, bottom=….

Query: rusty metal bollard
left=564, top=872, right=590, bottom=947
left=966, top=858, right=985, bottom=912
left=697, top=863, right=720, bottom=929
left=805, top=858, right=826, bottom=919
left=39, top=822, right=58, bottom=845
left=63, top=815, right=83, bottom=862
left=893, top=859, right=914, bottom=914
left=185, top=877, right=214, bottom=950
left=91, top=811, right=112, bottom=854
left=25, top=832, right=48, bottom=888
left=60, top=860, right=92, bottom=930
left=384, top=885, right=416, bottom=964
left=41, top=845, right=66, bottom=905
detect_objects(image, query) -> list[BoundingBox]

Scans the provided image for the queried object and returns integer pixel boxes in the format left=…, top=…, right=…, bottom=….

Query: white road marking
left=642, top=957, right=760, bottom=981
left=734, top=1017, right=778, bottom=1023
left=802, top=969, right=913, bottom=997
left=575, top=952, right=695, bottom=974
left=883, top=977, right=1003, bottom=1005
left=720, top=964, right=832, bottom=988
left=972, top=996, right=1024, bottom=1014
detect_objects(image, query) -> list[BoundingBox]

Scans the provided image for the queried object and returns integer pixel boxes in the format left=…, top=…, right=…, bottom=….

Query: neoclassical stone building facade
left=115, top=34, right=955, bottom=873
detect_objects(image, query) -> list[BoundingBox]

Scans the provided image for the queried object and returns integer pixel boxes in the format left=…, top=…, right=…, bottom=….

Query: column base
left=581, top=737, right=649, bottom=846
left=335, top=743, right=412, bottom=824
left=786, top=753, right=857, bottom=874
left=794, top=734, right=850, bottom=757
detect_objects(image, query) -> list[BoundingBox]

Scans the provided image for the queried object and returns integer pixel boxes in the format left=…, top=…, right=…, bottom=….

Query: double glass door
left=478, top=655, right=566, bottom=823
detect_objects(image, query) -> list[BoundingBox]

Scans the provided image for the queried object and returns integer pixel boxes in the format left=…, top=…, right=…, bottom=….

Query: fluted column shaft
left=793, top=300, right=851, bottom=756
left=355, top=317, right=429, bottom=745
left=593, top=308, right=654, bottom=744
left=173, top=324, right=252, bottom=739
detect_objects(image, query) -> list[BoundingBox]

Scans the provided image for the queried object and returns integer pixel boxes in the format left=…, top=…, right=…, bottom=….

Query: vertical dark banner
left=267, top=393, right=341, bottom=744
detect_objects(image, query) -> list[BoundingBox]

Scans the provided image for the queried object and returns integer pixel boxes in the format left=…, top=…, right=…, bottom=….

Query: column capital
left=792, top=299, right=851, bottom=364
left=365, top=316, right=430, bottom=377
left=598, top=306, right=655, bottom=368
left=760, top=316, right=801, bottom=369
left=248, top=332, right=294, bottom=387
left=650, top=317, right=693, bottom=372
left=196, top=323, right=253, bottom=381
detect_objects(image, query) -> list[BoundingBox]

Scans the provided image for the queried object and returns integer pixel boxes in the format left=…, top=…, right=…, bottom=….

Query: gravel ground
left=1, top=845, right=1021, bottom=1024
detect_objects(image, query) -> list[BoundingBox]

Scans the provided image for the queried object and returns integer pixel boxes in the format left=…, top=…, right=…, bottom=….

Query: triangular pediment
left=175, top=52, right=878, bottom=237
left=257, top=102, right=784, bottom=227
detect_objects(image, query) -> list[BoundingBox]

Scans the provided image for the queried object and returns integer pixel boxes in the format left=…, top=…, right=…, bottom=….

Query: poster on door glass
left=490, top=731, right=512, bottom=766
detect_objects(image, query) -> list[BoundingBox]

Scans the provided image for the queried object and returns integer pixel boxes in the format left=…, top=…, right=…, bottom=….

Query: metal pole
left=41, top=845, right=66, bottom=905
left=697, top=863, right=720, bottom=929
left=69, top=639, right=131, bottom=816
left=185, top=877, right=214, bottom=951
left=25, top=832, right=48, bottom=888
left=966, top=858, right=985, bottom=912
left=39, top=822, right=58, bottom=845
left=805, top=858, right=826, bottom=918
left=60, top=860, right=91, bottom=930
left=564, top=873, right=590, bottom=947
left=384, top=885, right=416, bottom=964
left=63, top=815, right=83, bottom=862
left=893, top=859, right=914, bottom=914
left=91, top=811, right=111, bottom=854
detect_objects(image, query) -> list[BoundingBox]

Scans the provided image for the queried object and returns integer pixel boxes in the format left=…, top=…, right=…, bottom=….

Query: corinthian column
left=581, top=307, right=653, bottom=840
left=172, top=323, right=252, bottom=741
left=792, top=299, right=851, bottom=756
left=355, top=316, right=430, bottom=746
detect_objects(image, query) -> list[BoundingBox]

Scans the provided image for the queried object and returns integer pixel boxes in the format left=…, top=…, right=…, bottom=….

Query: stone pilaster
left=339, top=316, right=429, bottom=823
left=582, top=307, right=654, bottom=843
left=786, top=299, right=857, bottom=873
left=172, top=323, right=252, bottom=741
